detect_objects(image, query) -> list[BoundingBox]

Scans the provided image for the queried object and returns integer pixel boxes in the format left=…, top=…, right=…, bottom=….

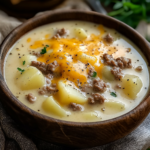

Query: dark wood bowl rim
left=0, top=10, right=150, bottom=127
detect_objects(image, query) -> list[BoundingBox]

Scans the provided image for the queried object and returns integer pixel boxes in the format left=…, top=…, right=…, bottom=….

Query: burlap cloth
left=0, top=1, right=150, bottom=149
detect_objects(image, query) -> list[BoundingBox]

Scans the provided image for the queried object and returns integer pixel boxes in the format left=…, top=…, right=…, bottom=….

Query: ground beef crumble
left=46, top=78, right=51, bottom=84
left=46, top=74, right=53, bottom=79
left=93, top=79, right=107, bottom=92
left=111, top=67, right=123, bottom=80
left=31, top=61, right=59, bottom=74
left=103, top=33, right=113, bottom=44
left=47, top=61, right=59, bottom=72
left=69, top=103, right=83, bottom=111
left=88, top=67, right=95, bottom=77
left=26, top=93, right=36, bottom=103
left=116, top=84, right=121, bottom=89
left=32, top=51, right=42, bottom=57
left=135, top=66, right=142, bottom=72
left=88, top=93, right=105, bottom=104
left=116, top=57, right=132, bottom=68
left=103, top=53, right=132, bottom=69
left=46, top=74, right=53, bottom=84
left=53, top=28, right=69, bottom=39
left=103, top=53, right=118, bottom=66
left=31, top=61, right=47, bottom=73
left=39, top=84, right=58, bottom=95
left=88, top=97, right=95, bottom=104
left=81, top=83, right=93, bottom=92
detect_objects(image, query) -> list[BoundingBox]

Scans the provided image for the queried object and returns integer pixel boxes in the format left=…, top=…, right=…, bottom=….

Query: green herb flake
left=40, top=47, right=47, bottom=54
left=17, top=68, right=25, bottom=73
left=110, top=92, right=117, bottom=97
left=92, top=71, right=97, bottom=77
left=23, top=61, right=25, bottom=65
left=146, top=148, right=150, bottom=150
left=46, top=45, right=49, bottom=47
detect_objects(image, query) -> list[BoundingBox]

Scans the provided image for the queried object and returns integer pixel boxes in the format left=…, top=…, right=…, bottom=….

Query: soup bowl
left=0, top=10, right=150, bottom=148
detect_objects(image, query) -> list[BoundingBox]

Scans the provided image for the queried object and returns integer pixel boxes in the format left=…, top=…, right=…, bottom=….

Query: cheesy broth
left=5, top=21, right=149, bottom=122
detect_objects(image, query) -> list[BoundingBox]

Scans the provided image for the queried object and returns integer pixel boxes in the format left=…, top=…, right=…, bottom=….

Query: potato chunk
left=121, top=74, right=143, bottom=99
left=82, top=112, right=98, bottom=121
left=102, top=66, right=115, bottom=81
left=74, top=28, right=87, bottom=39
left=20, top=55, right=37, bottom=66
left=104, top=100, right=125, bottom=115
left=43, top=96, right=66, bottom=117
left=77, top=53, right=97, bottom=65
left=16, top=66, right=45, bottom=90
left=58, top=81, right=87, bottom=105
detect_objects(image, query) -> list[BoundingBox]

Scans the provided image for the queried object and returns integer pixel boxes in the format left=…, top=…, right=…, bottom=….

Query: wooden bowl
left=0, top=10, right=150, bottom=148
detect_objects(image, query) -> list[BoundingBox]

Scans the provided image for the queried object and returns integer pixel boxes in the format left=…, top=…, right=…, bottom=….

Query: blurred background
left=0, top=0, right=150, bottom=40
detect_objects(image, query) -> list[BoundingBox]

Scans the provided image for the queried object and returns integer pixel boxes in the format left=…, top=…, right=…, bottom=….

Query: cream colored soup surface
left=5, top=21, right=150, bottom=122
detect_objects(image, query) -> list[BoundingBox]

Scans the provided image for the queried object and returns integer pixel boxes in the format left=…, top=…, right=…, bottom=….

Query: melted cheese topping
left=29, top=25, right=124, bottom=88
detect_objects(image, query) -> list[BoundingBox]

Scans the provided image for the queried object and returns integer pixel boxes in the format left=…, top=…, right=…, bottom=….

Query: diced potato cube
left=16, top=66, right=45, bottom=90
left=104, top=100, right=125, bottom=115
left=58, top=81, right=87, bottom=105
left=43, top=96, right=66, bottom=117
left=74, top=28, right=87, bottom=39
left=102, top=66, right=115, bottom=81
left=20, top=55, right=37, bottom=66
left=121, top=74, right=143, bottom=99
left=77, top=53, right=97, bottom=65
left=82, top=112, right=98, bottom=121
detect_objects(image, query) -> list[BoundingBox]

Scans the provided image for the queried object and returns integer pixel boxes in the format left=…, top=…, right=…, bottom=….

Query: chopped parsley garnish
left=17, top=68, right=25, bottom=73
left=40, top=45, right=49, bottom=54
left=146, top=148, right=150, bottom=150
left=92, top=71, right=97, bottom=77
left=110, top=92, right=117, bottom=97
left=40, top=47, right=47, bottom=54
left=23, top=61, right=25, bottom=65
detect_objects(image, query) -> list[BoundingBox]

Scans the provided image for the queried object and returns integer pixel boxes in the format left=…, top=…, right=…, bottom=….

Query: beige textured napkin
left=0, top=3, right=150, bottom=150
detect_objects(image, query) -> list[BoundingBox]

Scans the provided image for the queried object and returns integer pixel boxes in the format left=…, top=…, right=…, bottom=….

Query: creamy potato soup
left=5, top=21, right=149, bottom=122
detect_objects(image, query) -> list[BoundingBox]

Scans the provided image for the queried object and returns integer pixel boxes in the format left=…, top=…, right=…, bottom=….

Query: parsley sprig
left=110, top=92, right=117, bottom=97
left=23, top=61, right=25, bottom=65
left=92, top=71, right=97, bottom=77
left=40, top=45, right=49, bottom=54
left=17, top=68, right=25, bottom=73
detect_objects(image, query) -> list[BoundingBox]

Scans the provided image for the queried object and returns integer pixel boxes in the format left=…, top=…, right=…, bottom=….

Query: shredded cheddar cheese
left=29, top=25, right=124, bottom=87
